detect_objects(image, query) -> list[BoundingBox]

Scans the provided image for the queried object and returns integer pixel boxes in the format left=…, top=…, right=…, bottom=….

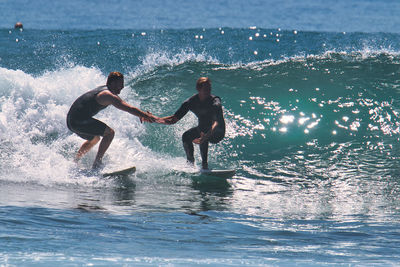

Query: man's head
left=107, top=71, right=124, bottom=94
left=196, top=77, right=211, bottom=101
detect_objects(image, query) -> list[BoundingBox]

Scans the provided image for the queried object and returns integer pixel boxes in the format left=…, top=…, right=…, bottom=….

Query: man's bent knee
left=182, top=131, right=191, bottom=143
left=182, top=129, right=199, bottom=143
left=103, top=127, right=115, bottom=138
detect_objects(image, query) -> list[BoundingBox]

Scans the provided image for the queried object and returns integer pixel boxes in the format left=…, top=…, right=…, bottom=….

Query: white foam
left=212, top=46, right=400, bottom=72
left=0, top=65, right=188, bottom=186
left=128, top=49, right=220, bottom=79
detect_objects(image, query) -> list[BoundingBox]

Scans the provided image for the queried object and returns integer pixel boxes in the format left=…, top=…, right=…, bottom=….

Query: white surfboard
left=199, top=169, right=236, bottom=178
left=102, top=166, right=136, bottom=178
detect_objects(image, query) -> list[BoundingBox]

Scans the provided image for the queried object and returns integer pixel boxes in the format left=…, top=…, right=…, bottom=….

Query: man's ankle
left=92, top=160, right=104, bottom=170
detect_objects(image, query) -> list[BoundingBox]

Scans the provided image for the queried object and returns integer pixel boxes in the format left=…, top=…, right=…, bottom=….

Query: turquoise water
left=1, top=1, right=400, bottom=266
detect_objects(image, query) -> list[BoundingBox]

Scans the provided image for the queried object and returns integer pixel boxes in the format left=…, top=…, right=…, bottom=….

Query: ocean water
left=1, top=0, right=400, bottom=266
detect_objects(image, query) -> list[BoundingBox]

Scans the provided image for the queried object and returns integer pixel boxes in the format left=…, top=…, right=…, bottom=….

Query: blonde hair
left=196, top=77, right=211, bottom=91
left=106, top=71, right=124, bottom=86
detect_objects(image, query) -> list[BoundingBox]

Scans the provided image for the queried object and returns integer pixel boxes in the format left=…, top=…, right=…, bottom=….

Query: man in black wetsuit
left=67, top=71, right=155, bottom=169
left=158, top=77, right=225, bottom=170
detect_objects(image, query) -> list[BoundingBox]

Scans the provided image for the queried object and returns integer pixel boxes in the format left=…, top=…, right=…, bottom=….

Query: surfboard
left=102, top=166, right=136, bottom=178
left=199, top=169, right=236, bottom=178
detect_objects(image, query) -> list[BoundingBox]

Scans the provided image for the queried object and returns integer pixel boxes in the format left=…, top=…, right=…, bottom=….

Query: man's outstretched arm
left=97, top=91, right=156, bottom=122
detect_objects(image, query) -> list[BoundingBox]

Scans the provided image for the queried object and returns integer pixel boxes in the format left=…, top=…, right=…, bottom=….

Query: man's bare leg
left=75, top=136, right=101, bottom=162
left=92, top=127, right=115, bottom=169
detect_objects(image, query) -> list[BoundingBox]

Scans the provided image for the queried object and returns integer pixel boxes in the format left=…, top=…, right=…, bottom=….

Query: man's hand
left=140, top=111, right=156, bottom=123
left=157, top=115, right=178, bottom=125
left=193, top=132, right=207, bottom=144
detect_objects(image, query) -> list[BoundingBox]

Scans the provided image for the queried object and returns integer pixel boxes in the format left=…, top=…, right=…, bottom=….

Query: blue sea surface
left=1, top=0, right=400, bottom=32
left=1, top=0, right=400, bottom=266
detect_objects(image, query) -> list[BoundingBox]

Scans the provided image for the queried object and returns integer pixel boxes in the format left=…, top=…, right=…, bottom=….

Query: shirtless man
left=158, top=77, right=225, bottom=170
left=67, top=71, right=155, bottom=169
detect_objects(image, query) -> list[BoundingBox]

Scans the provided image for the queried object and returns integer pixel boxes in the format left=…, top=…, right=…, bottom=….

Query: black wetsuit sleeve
left=213, top=97, right=225, bottom=125
left=174, top=97, right=192, bottom=120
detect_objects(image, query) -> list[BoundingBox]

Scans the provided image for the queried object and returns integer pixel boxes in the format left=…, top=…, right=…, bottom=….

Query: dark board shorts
left=67, top=116, right=107, bottom=141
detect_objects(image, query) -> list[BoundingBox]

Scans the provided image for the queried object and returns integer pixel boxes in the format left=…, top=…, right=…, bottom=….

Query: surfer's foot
left=74, top=154, right=81, bottom=163
left=200, top=168, right=211, bottom=173
left=200, top=163, right=210, bottom=173
left=92, top=160, right=104, bottom=170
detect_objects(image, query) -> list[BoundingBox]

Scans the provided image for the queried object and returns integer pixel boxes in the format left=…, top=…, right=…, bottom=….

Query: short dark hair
left=107, top=71, right=124, bottom=86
